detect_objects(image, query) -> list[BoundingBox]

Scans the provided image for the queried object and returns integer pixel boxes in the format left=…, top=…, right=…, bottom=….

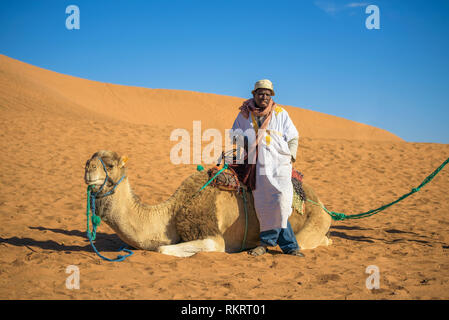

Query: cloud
left=313, top=1, right=340, bottom=15
left=314, top=1, right=369, bottom=15
left=345, top=2, right=369, bottom=8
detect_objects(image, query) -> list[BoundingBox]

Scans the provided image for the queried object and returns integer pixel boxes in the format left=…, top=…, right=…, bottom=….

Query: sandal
left=248, top=246, right=267, bottom=256
left=287, top=249, right=305, bottom=257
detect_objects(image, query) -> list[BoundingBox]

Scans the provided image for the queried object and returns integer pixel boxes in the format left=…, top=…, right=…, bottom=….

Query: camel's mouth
left=85, top=179, right=105, bottom=186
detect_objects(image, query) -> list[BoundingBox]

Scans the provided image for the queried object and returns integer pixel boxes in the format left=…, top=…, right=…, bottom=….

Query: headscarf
left=230, top=98, right=276, bottom=190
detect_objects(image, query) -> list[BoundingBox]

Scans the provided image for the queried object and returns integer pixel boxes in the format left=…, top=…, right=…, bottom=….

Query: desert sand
left=0, top=54, right=448, bottom=300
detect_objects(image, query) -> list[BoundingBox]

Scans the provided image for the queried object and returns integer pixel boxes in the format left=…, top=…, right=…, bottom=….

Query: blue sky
left=1, top=0, right=448, bottom=143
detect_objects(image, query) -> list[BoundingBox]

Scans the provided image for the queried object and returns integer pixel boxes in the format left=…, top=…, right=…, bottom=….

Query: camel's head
left=84, top=150, right=128, bottom=193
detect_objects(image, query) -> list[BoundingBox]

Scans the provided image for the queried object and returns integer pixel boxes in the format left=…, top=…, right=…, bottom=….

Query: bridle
left=90, top=157, right=126, bottom=199
left=85, top=157, right=132, bottom=262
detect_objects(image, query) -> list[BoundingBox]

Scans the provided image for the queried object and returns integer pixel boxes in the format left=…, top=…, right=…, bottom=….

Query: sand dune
left=0, top=54, right=448, bottom=300
left=0, top=54, right=402, bottom=141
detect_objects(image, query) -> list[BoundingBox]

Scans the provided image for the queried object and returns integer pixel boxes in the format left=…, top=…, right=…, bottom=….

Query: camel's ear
left=119, top=155, right=128, bottom=168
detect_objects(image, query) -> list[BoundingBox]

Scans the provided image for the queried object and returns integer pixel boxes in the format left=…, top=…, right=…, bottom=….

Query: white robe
left=231, top=106, right=299, bottom=231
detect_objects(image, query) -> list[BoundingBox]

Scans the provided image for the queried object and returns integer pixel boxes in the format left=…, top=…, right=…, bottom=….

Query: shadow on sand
left=0, top=226, right=129, bottom=253
left=328, top=225, right=445, bottom=246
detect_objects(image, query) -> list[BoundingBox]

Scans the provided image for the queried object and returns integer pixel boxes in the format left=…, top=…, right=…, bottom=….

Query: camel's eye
left=107, top=165, right=113, bottom=170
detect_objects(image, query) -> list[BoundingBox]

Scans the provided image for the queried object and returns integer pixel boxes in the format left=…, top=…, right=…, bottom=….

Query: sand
left=0, top=54, right=448, bottom=300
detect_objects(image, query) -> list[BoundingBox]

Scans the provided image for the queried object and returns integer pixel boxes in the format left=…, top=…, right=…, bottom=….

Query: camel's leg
left=296, top=201, right=332, bottom=250
left=157, top=236, right=225, bottom=257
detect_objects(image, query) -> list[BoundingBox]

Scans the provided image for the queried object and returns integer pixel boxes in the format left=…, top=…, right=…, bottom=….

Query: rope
left=86, top=185, right=99, bottom=241
left=86, top=185, right=134, bottom=262
left=195, top=163, right=248, bottom=252
left=85, top=158, right=133, bottom=262
left=308, top=157, right=449, bottom=221
left=240, top=187, right=249, bottom=252
left=87, top=233, right=133, bottom=262
left=198, top=163, right=229, bottom=192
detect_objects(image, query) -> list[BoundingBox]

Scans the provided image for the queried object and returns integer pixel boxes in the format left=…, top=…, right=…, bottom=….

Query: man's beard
left=255, top=101, right=267, bottom=110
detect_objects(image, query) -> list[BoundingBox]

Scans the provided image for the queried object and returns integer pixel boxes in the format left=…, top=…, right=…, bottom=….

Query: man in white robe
left=230, top=79, right=304, bottom=257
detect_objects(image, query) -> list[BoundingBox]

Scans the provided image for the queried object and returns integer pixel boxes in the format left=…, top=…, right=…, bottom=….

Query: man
left=230, top=79, right=304, bottom=257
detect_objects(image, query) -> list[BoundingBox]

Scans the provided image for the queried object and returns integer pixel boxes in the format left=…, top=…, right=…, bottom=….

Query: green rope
left=198, top=163, right=229, bottom=192
left=86, top=185, right=101, bottom=241
left=194, top=163, right=248, bottom=251
left=240, top=187, right=249, bottom=252
left=86, top=183, right=133, bottom=262
left=308, top=157, right=449, bottom=221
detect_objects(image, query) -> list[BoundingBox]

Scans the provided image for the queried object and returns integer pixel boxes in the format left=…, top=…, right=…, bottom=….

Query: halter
left=86, top=157, right=132, bottom=262
left=91, top=157, right=126, bottom=198
left=88, top=157, right=126, bottom=238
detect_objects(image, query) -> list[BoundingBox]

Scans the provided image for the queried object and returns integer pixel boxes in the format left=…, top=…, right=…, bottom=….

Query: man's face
left=253, top=88, right=272, bottom=109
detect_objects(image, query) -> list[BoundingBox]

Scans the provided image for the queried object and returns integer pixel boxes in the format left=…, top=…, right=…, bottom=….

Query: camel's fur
left=84, top=150, right=332, bottom=257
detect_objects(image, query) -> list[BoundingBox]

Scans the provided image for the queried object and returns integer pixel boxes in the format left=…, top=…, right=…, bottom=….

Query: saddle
left=207, top=164, right=241, bottom=192
left=207, top=150, right=306, bottom=202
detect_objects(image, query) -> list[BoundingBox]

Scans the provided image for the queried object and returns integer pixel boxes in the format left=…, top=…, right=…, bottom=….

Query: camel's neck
left=95, top=178, right=181, bottom=250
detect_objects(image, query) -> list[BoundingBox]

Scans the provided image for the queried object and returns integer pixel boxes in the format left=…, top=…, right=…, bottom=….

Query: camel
left=84, top=150, right=332, bottom=257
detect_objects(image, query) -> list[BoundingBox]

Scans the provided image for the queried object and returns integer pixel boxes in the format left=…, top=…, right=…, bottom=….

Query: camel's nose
left=84, top=160, right=101, bottom=183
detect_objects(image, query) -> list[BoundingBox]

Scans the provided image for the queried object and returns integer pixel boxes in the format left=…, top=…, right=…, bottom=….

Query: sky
left=0, top=0, right=448, bottom=143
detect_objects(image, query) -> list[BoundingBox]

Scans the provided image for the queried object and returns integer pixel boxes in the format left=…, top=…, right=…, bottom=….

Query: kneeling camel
left=84, top=150, right=332, bottom=257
